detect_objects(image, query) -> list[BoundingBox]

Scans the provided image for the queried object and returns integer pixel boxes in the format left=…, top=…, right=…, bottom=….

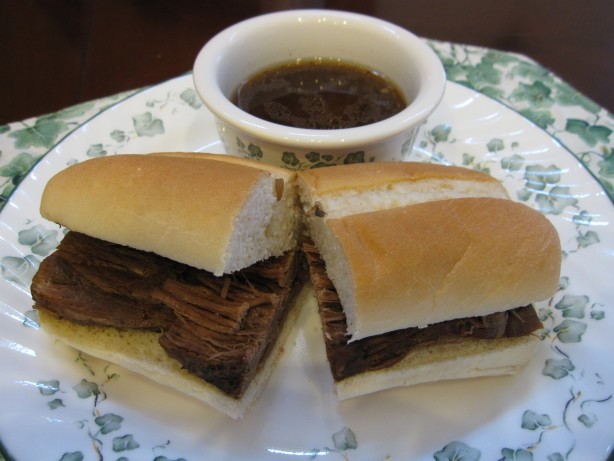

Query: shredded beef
left=31, top=231, right=300, bottom=398
left=302, top=240, right=543, bottom=382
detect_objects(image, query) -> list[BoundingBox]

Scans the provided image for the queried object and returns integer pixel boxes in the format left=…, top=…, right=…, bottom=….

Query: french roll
left=299, top=162, right=560, bottom=399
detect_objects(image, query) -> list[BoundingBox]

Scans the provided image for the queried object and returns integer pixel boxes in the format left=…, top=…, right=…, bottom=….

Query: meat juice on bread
left=30, top=155, right=561, bottom=415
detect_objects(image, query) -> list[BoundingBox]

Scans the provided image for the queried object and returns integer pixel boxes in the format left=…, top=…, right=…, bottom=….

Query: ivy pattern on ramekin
left=233, top=135, right=373, bottom=169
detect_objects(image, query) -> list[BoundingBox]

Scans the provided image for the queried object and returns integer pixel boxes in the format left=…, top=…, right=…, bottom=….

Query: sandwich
left=31, top=155, right=561, bottom=413
left=298, top=162, right=561, bottom=400
left=31, top=153, right=304, bottom=418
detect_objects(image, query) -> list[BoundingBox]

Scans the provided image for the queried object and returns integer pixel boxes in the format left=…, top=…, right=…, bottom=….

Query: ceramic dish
left=193, top=9, right=445, bottom=166
left=0, top=74, right=612, bottom=461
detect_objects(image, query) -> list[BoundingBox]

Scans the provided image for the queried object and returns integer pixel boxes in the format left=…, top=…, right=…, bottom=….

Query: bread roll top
left=151, top=152, right=295, bottom=179
left=40, top=154, right=299, bottom=276
left=298, top=162, right=509, bottom=218
left=319, top=197, right=561, bottom=341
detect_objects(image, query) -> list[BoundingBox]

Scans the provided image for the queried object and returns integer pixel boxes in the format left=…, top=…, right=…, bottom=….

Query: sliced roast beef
left=31, top=231, right=301, bottom=398
left=302, top=240, right=543, bottom=382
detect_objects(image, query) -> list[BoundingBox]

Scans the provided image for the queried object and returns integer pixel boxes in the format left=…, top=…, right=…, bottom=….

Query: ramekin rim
left=193, top=9, right=446, bottom=149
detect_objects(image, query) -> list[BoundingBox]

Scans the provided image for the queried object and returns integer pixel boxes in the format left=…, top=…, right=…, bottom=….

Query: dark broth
left=232, top=59, right=407, bottom=129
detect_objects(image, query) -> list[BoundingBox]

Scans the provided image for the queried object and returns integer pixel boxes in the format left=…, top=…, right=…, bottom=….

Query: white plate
left=1, top=75, right=612, bottom=461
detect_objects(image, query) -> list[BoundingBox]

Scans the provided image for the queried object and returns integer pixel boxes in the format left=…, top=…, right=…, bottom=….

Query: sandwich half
left=31, top=153, right=303, bottom=418
left=298, top=162, right=561, bottom=400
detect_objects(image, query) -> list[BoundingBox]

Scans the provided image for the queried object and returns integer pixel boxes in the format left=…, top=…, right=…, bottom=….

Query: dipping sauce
left=232, top=59, right=407, bottom=129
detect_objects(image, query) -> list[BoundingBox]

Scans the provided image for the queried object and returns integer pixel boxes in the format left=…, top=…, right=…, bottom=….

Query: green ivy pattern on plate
left=0, top=91, right=138, bottom=209
left=34, top=349, right=188, bottom=461
left=408, top=121, right=612, bottom=461
left=428, top=41, right=614, bottom=202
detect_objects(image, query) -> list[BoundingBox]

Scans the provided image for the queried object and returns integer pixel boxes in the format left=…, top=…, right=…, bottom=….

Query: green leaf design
left=1, top=255, right=40, bottom=286
left=554, top=84, right=601, bottom=113
left=518, top=108, right=555, bottom=129
left=597, top=147, right=614, bottom=178
left=95, top=413, right=124, bottom=434
left=0, top=181, right=14, bottom=199
left=509, top=60, right=550, bottom=81
left=535, top=186, right=578, bottom=215
left=86, top=143, right=107, bottom=157
left=18, top=225, right=60, bottom=256
left=48, top=398, right=65, bottom=409
left=555, top=295, right=588, bottom=319
left=543, top=357, right=575, bottom=379
left=517, top=188, right=533, bottom=202
left=132, top=112, right=164, bottom=137
left=510, top=81, right=553, bottom=108
left=441, top=62, right=466, bottom=82
left=466, top=61, right=501, bottom=87
left=521, top=410, right=552, bottom=430
left=501, top=154, right=524, bottom=172
left=73, top=379, right=100, bottom=398
left=548, top=453, right=565, bottom=461
left=110, top=129, right=126, bottom=142
left=0, top=152, right=39, bottom=179
left=332, top=427, right=357, bottom=451
left=112, top=434, right=140, bottom=452
left=36, top=379, right=60, bottom=396
left=487, top=138, right=504, bottom=152
left=572, top=210, right=593, bottom=226
left=282, top=151, right=300, bottom=167
left=306, top=152, right=320, bottom=163
left=577, top=230, right=600, bottom=248
left=578, top=413, right=597, bottom=428
left=553, top=319, right=587, bottom=343
left=59, top=452, right=84, bottom=461
left=8, top=118, right=68, bottom=149
left=565, top=119, right=612, bottom=147
left=343, top=151, right=365, bottom=164
left=462, top=153, right=474, bottom=165
left=591, top=310, right=605, bottom=320
left=524, top=164, right=561, bottom=191
left=501, top=447, right=534, bottom=461
left=179, top=88, right=202, bottom=109
left=434, top=441, right=481, bottom=461
left=247, top=143, right=263, bottom=159
left=431, top=124, right=451, bottom=143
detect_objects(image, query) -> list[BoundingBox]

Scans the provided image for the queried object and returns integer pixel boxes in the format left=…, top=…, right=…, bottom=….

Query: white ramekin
left=193, top=9, right=445, bottom=169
